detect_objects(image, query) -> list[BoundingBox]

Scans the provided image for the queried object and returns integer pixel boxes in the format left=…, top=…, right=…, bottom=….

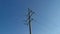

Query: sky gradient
left=0, top=0, right=60, bottom=34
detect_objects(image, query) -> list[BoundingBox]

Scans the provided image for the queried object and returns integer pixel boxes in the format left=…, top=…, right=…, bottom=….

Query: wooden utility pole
left=26, top=8, right=34, bottom=34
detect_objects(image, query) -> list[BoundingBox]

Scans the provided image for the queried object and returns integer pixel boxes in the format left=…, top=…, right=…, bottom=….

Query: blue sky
left=0, top=0, right=60, bottom=34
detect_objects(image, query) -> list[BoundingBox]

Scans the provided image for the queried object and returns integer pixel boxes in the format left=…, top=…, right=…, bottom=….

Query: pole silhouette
left=26, top=8, right=34, bottom=34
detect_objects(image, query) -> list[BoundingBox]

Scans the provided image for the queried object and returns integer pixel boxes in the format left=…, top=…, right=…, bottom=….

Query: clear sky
left=0, top=0, right=60, bottom=34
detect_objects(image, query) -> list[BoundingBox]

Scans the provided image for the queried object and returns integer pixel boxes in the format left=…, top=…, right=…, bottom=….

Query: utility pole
left=26, top=8, right=35, bottom=34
